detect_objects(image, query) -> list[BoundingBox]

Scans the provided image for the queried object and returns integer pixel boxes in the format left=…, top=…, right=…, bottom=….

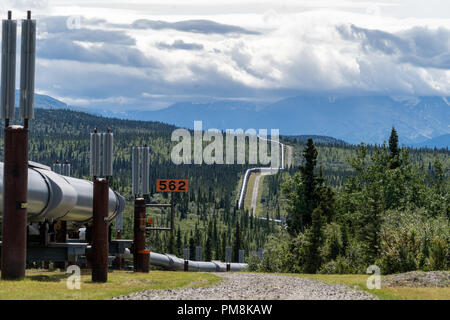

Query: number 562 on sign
left=156, top=179, right=189, bottom=192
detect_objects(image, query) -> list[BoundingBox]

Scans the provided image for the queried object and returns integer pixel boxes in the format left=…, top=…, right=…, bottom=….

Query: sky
left=1, top=0, right=450, bottom=111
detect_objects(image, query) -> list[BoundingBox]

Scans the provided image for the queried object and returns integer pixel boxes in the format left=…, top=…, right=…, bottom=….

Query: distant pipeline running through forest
left=238, top=136, right=292, bottom=211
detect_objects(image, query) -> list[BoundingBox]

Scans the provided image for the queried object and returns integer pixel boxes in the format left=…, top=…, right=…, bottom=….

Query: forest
left=250, top=129, right=449, bottom=274
left=0, top=109, right=448, bottom=273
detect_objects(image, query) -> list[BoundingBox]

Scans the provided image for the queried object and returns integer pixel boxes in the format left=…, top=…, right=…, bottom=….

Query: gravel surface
left=382, top=271, right=450, bottom=288
left=114, top=273, right=377, bottom=300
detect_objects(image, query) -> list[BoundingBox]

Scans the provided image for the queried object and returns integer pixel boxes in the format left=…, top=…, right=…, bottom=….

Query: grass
left=285, top=273, right=450, bottom=300
left=0, top=269, right=222, bottom=300
left=254, top=174, right=266, bottom=216
left=244, top=172, right=258, bottom=211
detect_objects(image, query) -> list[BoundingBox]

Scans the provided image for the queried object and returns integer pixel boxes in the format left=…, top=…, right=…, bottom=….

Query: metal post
left=239, top=250, right=245, bottom=264
left=170, top=193, right=174, bottom=230
left=91, top=178, right=109, bottom=282
left=1, top=126, right=28, bottom=280
left=225, top=246, right=232, bottom=272
left=54, top=220, right=67, bottom=269
left=183, top=248, right=189, bottom=271
left=114, top=229, right=122, bottom=270
left=134, top=198, right=148, bottom=272
left=195, top=246, right=202, bottom=261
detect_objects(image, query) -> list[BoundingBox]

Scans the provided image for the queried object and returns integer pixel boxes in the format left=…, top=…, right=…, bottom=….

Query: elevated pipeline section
left=150, top=252, right=248, bottom=272
left=238, top=136, right=291, bottom=210
left=0, top=161, right=125, bottom=226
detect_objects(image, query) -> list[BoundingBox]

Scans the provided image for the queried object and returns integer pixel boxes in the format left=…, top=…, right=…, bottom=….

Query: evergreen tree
left=361, top=183, right=384, bottom=263
left=301, top=206, right=325, bottom=273
left=221, top=232, right=227, bottom=261
left=189, top=237, right=195, bottom=260
left=214, top=234, right=221, bottom=260
left=167, top=231, right=175, bottom=254
left=233, top=221, right=242, bottom=262
left=175, top=226, right=182, bottom=256
left=389, top=127, right=400, bottom=169
left=205, top=221, right=213, bottom=261
left=283, top=138, right=320, bottom=234
left=205, top=234, right=212, bottom=261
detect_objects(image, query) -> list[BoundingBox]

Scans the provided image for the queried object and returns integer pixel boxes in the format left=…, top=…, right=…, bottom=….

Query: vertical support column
left=114, top=229, right=122, bottom=270
left=54, top=220, right=67, bottom=269
left=170, top=193, right=174, bottom=230
left=91, top=178, right=109, bottom=283
left=1, top=126, right=29, bottom=280
left=183, top=248, right=189, bottom=272
left=225, top=246, right=232, bottom=272
left=133, top=198, right=148, bottom=273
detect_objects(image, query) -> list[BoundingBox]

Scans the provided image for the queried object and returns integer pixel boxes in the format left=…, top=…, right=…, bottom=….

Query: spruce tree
left=284, top=138, right=320, bottom=235
left=175, top=226, right=182, bottom=256
left=167, top=231, right=175, bottom=254
left=389, top=127, right=400, bottom=169
left=205, top=221, right=213, bottom=261
left=189, top=237, right=195, bottom=260
left=233, top=221, right=242, bottom=262
left=302, top=206, right=325, bottom=273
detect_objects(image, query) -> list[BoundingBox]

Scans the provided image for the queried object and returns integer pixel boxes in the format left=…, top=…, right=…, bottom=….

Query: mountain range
left=29, top=93, right=450, bottom=148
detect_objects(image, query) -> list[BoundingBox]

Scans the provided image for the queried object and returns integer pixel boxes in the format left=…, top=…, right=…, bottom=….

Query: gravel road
left=114, top=273, right=377, bottom=300
left=250, top=172, right=271, bottom=214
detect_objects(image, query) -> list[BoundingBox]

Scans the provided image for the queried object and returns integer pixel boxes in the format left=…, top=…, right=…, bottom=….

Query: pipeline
left=0, top=161, right=125, bottom=226
left=237, top=135, right=292, bottom=210
left=149, top=252, right=248, bottom=272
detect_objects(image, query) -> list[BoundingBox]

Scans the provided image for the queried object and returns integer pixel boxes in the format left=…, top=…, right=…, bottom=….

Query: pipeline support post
left=1, top=126, right=29, bottom=280
left=134, top=198, right=148, bottom=272
left=54, top=220, right=67, bottom=268
left=91, top=178, right=109, bottom=283
left=114, top=229, right=122, bottom=270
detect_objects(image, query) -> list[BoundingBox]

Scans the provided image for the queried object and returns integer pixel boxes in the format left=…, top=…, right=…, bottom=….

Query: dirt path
left=114, top=273, right=377, bottom=300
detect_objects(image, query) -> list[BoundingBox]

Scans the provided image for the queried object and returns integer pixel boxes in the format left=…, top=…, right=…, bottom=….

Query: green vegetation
left=0, top=109, right=448, bottom=271
left=0, top=109, right=274, bottom=262
left=286, top=273, right=450, bottom=300
left=250, top=130, right=449, bottom=275
left=0, top=269, right=221, bottom=300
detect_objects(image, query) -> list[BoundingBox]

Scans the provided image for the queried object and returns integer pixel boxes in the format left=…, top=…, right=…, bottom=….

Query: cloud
left=128, top=19, right=260, bottom=35
left=10, top=9, right=450, bottom=112
left=337, top=24, right=450, bottom=70
left=156, top=39, right=204, bottom=51
left=39, top=16, right=135, bottom=45
left=37, top=38, right=158, bottom=68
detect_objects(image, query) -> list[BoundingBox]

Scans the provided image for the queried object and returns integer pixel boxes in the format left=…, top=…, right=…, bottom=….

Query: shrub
left=377, top=209, right=450, bottom=274
left=426, top=236, right=449, bottom=271
left=319, top=256, right=356, bottom=274
left=321, top=223, right=344, bottom=261
left=246, top=253, right=262, bottom=272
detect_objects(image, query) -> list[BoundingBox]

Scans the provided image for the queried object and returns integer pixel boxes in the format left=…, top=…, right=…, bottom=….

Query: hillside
left=17, top=92, right=450, bottom=147
left=86, top=95, right=450, bottom=146
left=0, top=105, right=447, bottom=266
left=414, top=134, right=450, bottom=149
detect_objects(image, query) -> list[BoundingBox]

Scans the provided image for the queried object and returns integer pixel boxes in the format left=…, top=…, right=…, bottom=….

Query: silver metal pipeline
left=238, top=167, right=280, bottom=209
left=237, top=135, right=289, bottom=209
left=149, top=252, right=248, bottom=272
left=0, top=161, right=125, bottom=225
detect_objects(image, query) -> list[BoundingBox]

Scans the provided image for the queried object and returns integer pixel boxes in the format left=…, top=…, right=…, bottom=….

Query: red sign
left=156, top=179, right=189, bottom=192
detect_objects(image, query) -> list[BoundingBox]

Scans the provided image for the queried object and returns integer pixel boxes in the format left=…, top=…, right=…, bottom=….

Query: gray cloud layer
left=337, top=24, right=450, bottom=70
left=128, top=19, right=260, bottom=35
left=5, top=12, right=450, bottom=111
left=156, top=39, right=204, bottom=51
